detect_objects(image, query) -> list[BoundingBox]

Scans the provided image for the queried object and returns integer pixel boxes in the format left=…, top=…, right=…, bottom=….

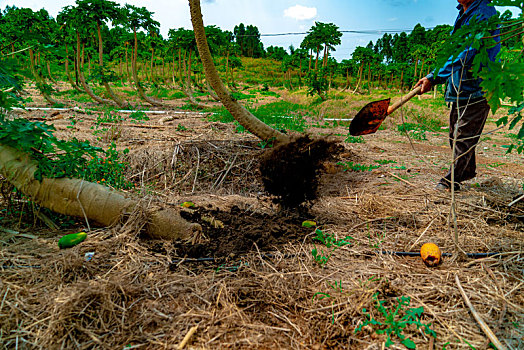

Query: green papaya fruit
left=58, top=231, right=87, bottom=249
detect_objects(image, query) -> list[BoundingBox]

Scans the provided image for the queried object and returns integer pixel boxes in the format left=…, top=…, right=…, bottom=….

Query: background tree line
left=0, top=0, right=521, bottom=106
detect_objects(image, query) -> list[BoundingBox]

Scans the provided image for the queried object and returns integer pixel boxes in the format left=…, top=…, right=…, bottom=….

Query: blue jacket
left=426, top=0, right=500, bottom=102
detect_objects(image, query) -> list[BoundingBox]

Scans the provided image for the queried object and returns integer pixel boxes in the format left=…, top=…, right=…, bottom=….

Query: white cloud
left=388, top=17, right=398, bottom=22
left=283, top=5, right=316, bottom=21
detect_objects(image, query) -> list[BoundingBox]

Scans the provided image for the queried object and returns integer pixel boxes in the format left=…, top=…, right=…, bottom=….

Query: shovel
left=349, top=86, right=422, bottom=136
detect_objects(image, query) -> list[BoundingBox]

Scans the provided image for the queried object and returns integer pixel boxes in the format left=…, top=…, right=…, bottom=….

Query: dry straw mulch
left=1, top=178, right=523, bottom=349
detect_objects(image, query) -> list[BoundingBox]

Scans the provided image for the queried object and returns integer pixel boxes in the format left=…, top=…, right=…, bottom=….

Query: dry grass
left=1, top=173, right=522, bottom=349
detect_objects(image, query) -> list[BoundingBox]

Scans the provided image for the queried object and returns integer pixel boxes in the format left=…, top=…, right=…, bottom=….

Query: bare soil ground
left=1, top=85, right=523, bottom=349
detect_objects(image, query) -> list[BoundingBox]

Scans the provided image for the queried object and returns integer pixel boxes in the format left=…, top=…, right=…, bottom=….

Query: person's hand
left=415, top=77, right=432, bottom=94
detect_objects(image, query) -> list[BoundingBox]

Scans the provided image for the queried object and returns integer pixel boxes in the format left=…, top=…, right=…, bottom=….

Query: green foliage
left=434, top=3, right=524, bottom=153
left=311, top=228, right=352, bottom=266
left=0, top=115, right=132, bottom=189
left=82, top=142, right=133, bottom=189
left=234, top=23, right=265, bottom=58
left=355, top=293, right=436, bottom=349
left=305, top=68, right=329, bottom=99
left=0, top=115, right=100, bottom=180
left=344, top=135, right=365, bottom=143
left=397, top=123, right=428, bottom=141
left=96, top=107, right=124, bottom=125
left=374, top=159, right=397, bottom=165
left=231, top=91, right=256, bottom=100
left=338, top=161, right=380, bottom=172
left=128, top=110, right=149, bottom=123
left=91, top=65, right=119, bottom=84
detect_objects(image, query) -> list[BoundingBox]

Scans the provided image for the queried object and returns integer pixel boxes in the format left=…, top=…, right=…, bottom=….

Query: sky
left=0, top=0, right=519, bottom=61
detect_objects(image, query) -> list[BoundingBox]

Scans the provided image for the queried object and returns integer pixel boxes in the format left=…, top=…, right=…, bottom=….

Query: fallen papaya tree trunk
left=0, top=143, right=201, bottom=240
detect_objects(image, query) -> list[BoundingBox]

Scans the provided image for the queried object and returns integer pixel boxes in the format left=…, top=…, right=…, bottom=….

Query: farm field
left=1, top=0, right=523, bottom=349
left=1, top=79, right=523, bottom=349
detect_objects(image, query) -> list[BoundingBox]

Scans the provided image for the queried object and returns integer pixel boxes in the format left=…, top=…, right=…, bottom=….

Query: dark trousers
left=440, top=98, right=490, bottom=186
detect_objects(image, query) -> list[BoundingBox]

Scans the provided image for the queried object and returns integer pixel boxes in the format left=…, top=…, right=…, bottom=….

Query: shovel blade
left=349, top=98, right=391, bottom=136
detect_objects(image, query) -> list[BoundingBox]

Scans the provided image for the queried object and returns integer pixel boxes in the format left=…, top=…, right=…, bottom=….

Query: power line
left=236, top=27, right=435, bottom=37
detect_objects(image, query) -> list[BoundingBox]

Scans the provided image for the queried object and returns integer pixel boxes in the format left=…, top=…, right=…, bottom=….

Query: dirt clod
left=259, top=135, right=340, bottom=207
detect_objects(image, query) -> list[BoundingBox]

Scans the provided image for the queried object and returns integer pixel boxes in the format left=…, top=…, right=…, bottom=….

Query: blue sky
left=0, top=0, right=518, bottom=61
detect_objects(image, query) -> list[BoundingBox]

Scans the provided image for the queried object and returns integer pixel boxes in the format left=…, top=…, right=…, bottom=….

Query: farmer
left=415, top=0, right=500, bottom=191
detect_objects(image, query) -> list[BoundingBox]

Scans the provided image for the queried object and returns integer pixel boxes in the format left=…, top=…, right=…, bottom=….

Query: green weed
left=344, top=135, right=365, bottom=144
left=128, top=111, right=149, bottom=123
left=176, top=124, right=187, bottom=131
left=253, top=89, right=280, bottom=97
left=397, top=123, right=428, bottom=141
left=374, top=159, right=396, bottom=165
left=311, top=228, right=352, bottom=266
left=169, top=91, right=186, bottom=99
left=338, top=161, right=380, bottom=172
left=206, top=107, right=235, bottom=123
left=487, top=162, right=506, bottom=168
left=231, top=91, right=256, bottom=100
left=257, top=137, right=276, bottom=149
left=312, top=280, right=345, bottom=324
left=355, top=293, right=436, bottom=349
left=207, top=102, right=308, bottom=133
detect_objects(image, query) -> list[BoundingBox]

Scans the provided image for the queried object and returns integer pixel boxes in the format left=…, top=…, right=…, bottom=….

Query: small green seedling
left=311, top=229, right=352, bottom=266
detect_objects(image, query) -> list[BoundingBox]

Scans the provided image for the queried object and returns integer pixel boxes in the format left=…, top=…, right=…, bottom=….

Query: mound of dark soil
left=259, top=135, right=340, bottom=207
left=174, top=205, right=312, bottom=259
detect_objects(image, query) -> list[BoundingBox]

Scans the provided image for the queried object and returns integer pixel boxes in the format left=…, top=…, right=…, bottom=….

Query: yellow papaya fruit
left=420, top=242, right=442, bottom=267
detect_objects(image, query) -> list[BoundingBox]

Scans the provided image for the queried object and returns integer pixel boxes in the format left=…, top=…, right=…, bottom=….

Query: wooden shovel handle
left=386, top=86, right=422, bottom=115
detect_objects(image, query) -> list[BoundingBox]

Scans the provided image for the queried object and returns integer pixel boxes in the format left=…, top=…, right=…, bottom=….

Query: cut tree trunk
left=0, top=144, right=201, bottom=241
left=189, top=0, right=288, bottom=144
